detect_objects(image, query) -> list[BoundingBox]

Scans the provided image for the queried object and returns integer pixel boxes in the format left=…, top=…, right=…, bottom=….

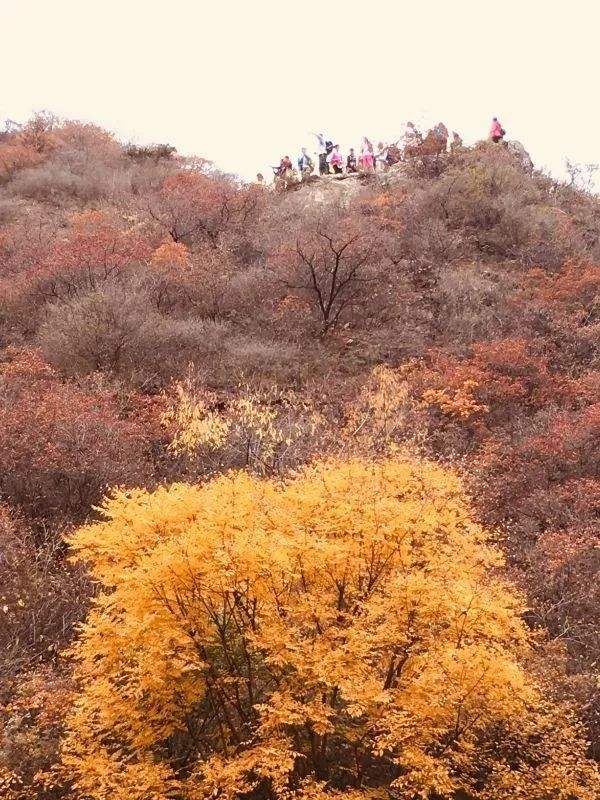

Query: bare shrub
left=226, top=265, right=274, bottom=316
left=224, top=336, right=300, bottom=384
left=36, top=279, right=291, bottom=385
left=0, top=198, right=18, bottom=224
left=8, top=162, right=111, bottom=204
left=271, top=209, right=390, bottom=335
left=0, top=506, right=88, bottom=676
left=432, top=264, right=517, bottom=344
left=37, top=282, right=153, bottom=374
left=146, top=317, right=233, bottom=382
left=128, top=157, right=180, bottom=195
left=389, top=193, right=466, bottom=271
left=403, top=144, right=584, bottom=267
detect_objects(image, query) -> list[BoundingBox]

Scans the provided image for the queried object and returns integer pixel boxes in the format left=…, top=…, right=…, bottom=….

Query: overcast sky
left=2, top=1, right=599, bottom=181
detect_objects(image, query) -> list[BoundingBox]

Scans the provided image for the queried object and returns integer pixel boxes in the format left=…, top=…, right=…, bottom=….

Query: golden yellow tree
left=63, top=459, right=599, bottom=800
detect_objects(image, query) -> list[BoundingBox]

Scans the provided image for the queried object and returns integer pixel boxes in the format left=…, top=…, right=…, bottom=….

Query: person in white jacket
left=312, top=132, right=329, bottom=175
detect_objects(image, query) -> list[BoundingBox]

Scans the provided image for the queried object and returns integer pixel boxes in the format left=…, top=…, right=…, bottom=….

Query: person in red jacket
left=490, top=117, right=506, bottom=143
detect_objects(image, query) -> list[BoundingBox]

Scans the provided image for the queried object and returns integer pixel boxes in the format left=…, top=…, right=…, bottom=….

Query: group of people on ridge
left=264, top=117, right=506, bottom=186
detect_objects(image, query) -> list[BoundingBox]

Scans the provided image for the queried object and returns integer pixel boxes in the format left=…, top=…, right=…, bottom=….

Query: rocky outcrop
left=506, top=140, right=534, bottom=172
left=282, top=173, right=365, bottom=209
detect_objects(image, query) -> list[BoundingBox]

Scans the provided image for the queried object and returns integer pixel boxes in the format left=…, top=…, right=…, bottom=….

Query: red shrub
left=477, top=404, right=600, bottom=537
left=3, top=212, right=152, bottom=333
left=0, top=349, right=155, bottom=527
left=410, top=338, right=580, bottom=439
left=148, top=171, right=265, bottom=251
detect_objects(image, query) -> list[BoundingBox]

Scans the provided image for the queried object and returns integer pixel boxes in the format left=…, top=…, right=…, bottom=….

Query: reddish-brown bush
left=408, top=339, right=570, bottom=442
left=0, top=505, right=88, bottom=676
left=148, top=171, right=265, bottom=251
left=3, top=212, right=152, bottom=334
left=0, top=349, right=155, bottom=526
left=477, top=403, right=600, bottom=538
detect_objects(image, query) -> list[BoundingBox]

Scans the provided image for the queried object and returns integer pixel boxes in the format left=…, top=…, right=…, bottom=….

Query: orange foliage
left=410, top=338, right=574, bottom=434
left=150, top=239, right=191, bottom=268
left=422, top=379, right=489, bottom=420
left=526, top=262, right=600, bottom=316
left=10, top=212, right=151, bottom=307
left=0, top=113, right=59, bottom=182
left=0, top=140, right=44, bottom=181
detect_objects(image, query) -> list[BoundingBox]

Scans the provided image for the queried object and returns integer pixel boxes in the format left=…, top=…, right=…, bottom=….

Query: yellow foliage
left=345, top=365, right=413, bottom=450
left=63, top=459, right=600, bottom=800
left=232, top=394, right=296, bottom=468
left=162, top=382, right=315, bottom=473
left=422, top=379, right=489, bottom=420
left=162, top=383, right=230, bottom=453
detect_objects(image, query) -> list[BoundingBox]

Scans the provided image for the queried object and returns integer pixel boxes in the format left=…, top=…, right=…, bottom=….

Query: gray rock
left=506, top=140, right=534, bottom=172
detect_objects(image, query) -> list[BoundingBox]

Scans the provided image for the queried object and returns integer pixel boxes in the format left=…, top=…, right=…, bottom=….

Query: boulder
left=506, top=140, right=534, bottom=172
left=290, top=173, right=364, bottom=210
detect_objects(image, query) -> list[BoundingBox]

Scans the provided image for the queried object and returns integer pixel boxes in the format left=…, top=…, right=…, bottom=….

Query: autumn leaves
left=63, top=460, right=600, bottom=799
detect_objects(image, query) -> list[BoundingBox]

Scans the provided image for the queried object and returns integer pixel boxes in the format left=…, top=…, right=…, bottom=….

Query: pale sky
left=2, top=1, right=599, bottom=182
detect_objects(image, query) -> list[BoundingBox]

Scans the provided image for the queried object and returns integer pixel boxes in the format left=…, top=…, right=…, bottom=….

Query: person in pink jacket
left=490, top=117, right=505, bottom=143
left=359, top=137, right=374, bottom=172
left=328, top=145, right=344, bottom=174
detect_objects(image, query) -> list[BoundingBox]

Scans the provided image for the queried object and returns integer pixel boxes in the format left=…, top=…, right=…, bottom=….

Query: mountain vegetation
left=0, top=112, right=599, bottom=799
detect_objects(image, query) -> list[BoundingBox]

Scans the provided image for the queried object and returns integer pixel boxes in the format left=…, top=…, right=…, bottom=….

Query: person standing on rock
left=490, top=117, right=506, bottom=143
left=312, top=132, right=329, bottom=175
left=346, top=148, right=358, bottom=173
left=375, top=141, right=388, bottom=172
left=359, top=137, right=375, bottom=173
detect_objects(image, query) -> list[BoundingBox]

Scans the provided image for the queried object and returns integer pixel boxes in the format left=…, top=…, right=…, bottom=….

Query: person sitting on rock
left=298, top=147, right=314, bottom=177
left=450, top=131, right=463, bottom=152
left=386, top=142, right=401, bottom=166
left=328, top=144, right=344, bottom=174
left=490, top=117, right=506, bottom=143
left=273, top=156, right=295, bottom=189
left=346, top=148, right=358, bottom=173
left=279, top=155, right=293, bottom=175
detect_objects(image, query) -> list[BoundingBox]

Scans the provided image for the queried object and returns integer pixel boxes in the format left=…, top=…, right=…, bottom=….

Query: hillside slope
left=0, top=114, right=599, bottom=797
